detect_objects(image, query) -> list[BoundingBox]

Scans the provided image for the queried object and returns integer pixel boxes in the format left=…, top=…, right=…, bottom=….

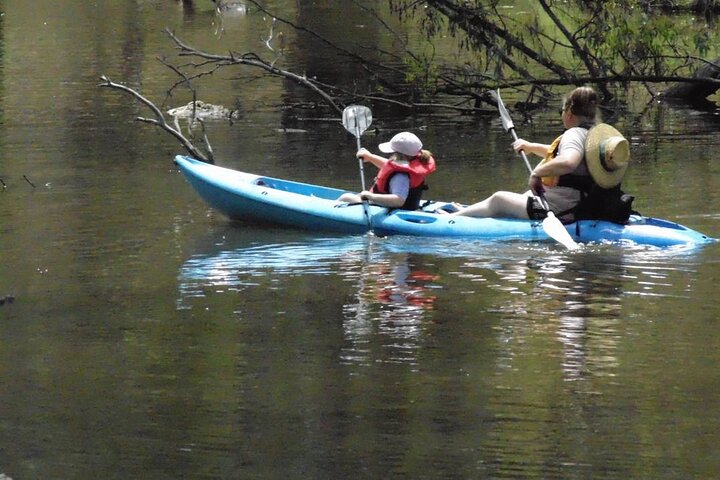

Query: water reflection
left=178, top=231, right=708, bottom=381
left=178, top=234, right=440, bottom=367
left=211, top=0, right=250, bottom=38
left=450, top=243, right=706, bottom=383
left=546, top=252, right=627, bottom=382
left=178, top=235, right=367, bottom=301
left=340, top=249, right=439, bottom=367
left=170, top=230, right=718, bottom=477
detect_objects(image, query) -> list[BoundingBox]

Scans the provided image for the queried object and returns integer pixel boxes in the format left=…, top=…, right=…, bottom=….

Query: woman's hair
left=563, top=86, right=599, bottom=123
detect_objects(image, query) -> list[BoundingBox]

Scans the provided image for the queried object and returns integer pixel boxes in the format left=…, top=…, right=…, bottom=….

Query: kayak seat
left=254, top=178, right=275, bottom=189
left=254, top=178, right=301, bottom=193
left=395, top=212, right=438, bottom=224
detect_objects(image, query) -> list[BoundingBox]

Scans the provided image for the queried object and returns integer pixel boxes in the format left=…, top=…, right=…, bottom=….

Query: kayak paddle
left=342, top=105, right=373, bottom=230
left=494, top=90, right=581, bottom=251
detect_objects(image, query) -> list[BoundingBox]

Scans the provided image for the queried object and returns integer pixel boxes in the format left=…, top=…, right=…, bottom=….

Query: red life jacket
left=371, top=156, right=436, bottom=210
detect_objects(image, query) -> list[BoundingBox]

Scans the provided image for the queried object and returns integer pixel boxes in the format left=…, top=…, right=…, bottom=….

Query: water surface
left=1, top=2, right=719, bottom=479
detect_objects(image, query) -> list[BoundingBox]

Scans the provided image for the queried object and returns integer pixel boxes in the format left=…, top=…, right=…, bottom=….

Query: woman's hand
left=512, top=139, right=550, bottom=158
left=513, top=139, right=530, bottom=154
left=528, top=173, right=545, bottom=196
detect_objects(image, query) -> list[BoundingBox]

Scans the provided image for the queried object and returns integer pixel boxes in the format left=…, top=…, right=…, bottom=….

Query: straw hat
left=585, top=123, right=630, bottom=188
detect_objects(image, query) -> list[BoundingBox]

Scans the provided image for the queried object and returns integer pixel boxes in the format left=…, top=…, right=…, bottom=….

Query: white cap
left=378, top=132, right=422, bottom=157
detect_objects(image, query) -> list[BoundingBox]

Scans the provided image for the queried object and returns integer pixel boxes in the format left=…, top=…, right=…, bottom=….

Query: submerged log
left=664, top=57, right=720, bottom=101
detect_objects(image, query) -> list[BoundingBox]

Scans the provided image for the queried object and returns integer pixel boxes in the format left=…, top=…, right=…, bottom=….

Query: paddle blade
left=542, top=212, right=581, bottom=250
left=494, top=89, right=515, bottom=133
left=342, top=105, right=372, bottom=137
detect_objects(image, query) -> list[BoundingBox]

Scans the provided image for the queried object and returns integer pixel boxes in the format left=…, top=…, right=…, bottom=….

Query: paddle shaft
left=347, top=108, right=372, bottom=231
left=354, top=124, right=367, bottom=191
left=507, top=126, right=552, bottom=211
left=355, top=126, right=373, bottom=232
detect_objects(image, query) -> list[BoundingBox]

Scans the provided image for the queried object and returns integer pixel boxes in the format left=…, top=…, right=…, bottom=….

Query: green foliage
left=403, top=45, right=440, bottom=99
left=386, top=0, right=720, bottom=101
left=579, top=3, right=715, bottom=76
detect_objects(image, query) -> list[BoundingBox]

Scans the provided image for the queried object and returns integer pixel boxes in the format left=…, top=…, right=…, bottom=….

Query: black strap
left=557, top=174, right=594, bottom=192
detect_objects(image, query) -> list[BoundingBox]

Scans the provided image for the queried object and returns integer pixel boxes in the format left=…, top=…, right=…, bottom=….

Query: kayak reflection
left=177, top=234, right=443, bottom=365
left=177, top=232, right=708, bottom=372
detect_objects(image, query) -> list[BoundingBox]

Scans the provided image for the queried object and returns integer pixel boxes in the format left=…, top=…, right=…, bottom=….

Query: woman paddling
left=443, top=86, right=629, bottom=223
left=337, top=131, right=436, bottom=210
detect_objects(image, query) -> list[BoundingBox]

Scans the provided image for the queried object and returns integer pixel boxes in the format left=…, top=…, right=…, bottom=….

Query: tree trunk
left=664, top=57, right=720, bottom=101
left=691, top=0, right=720, bottom=13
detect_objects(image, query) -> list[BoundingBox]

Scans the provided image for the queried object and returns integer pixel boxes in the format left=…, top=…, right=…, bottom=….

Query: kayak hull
left=175, top=155, right=715, bottom=247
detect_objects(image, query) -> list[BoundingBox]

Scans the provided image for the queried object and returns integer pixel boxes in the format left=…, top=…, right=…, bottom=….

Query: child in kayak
left=337, top=131, right=436, bottom=210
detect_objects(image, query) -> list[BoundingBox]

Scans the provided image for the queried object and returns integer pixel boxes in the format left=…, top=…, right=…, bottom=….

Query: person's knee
left=488, top=191, right=510, bottom=205
left=337, top=192, right=356, bottom=203
left=488, top=191, right=523, bottom=217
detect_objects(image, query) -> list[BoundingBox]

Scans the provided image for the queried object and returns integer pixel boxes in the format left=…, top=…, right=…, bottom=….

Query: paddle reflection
left=476, top=244, right=704, bottom=382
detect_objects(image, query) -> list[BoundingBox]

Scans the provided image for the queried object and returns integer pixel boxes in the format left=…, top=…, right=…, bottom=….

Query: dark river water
left=1, top=1, right=720, bottom=479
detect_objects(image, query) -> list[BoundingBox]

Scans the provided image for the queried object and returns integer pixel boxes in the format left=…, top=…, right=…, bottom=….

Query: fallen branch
left=97, top=75, right=213, bottom=163
left=663, top=57, right=720, bottom=101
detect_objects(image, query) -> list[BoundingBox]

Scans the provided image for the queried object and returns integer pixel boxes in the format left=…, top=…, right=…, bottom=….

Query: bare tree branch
left=537, top=0, right=612, bottom=99
left=165, top=28, right=344, bottom=114
left=425, top=0, right=574, bottom=81
left=97, top=75, right=213, bottom=163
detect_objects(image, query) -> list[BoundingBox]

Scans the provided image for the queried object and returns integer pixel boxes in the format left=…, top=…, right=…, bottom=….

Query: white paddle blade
left=342, top=105, right=372, bottom=137
left=542, top=212, right=581, bottom=250
left=495, top=89, right=515, bottom=132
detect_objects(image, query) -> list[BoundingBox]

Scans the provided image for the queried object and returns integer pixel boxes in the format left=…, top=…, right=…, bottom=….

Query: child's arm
left=357, top=148, right=389, bottom=169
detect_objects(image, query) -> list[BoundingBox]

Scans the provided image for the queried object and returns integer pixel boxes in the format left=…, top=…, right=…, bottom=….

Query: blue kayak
left=174, top=155, right=715, bottom=247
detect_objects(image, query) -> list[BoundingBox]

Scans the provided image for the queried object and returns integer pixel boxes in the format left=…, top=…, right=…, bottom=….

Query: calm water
left=1, top=1, right=720, bottom=479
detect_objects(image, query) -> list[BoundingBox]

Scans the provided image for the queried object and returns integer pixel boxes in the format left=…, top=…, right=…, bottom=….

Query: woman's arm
left=531, top=148, right=583, bottom=177
left=527, top=132, right=585, bottom=195
left=513, top=139, right=551, bottom=158
left=531, top=129, right=585, bottom=177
